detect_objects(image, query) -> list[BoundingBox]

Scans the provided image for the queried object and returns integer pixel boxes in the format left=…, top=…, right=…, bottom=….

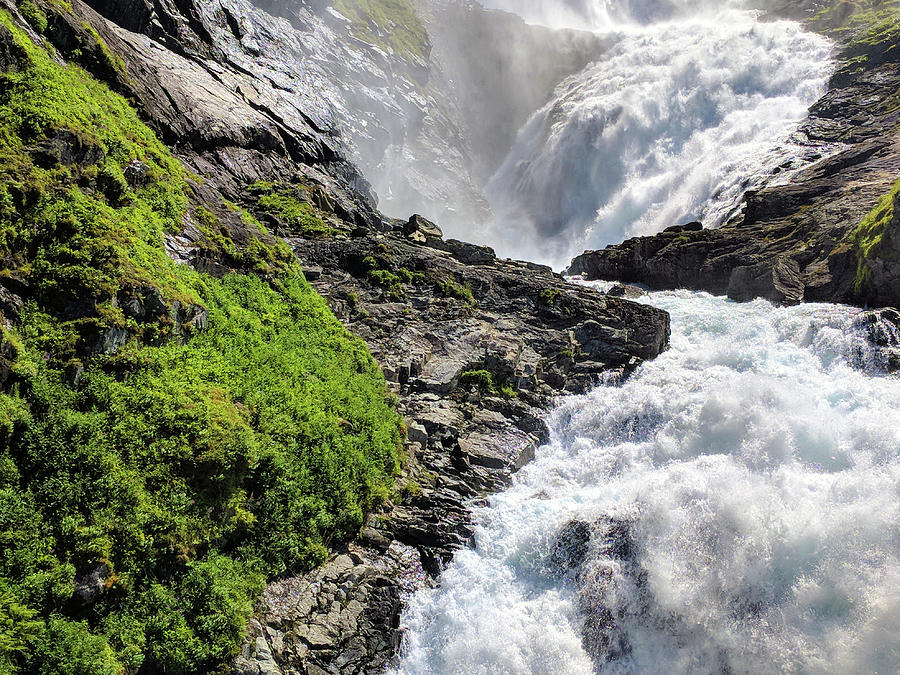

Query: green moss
left=458, top=369, right=494, bottom=391
left=435, top=278, right=475, bottom=305
left=540, top=288, right=561, bottom=306
left=249, top=182, right=335, bottom=238
left=333, top=0, right=430, bottom=61
left=850, top=176, right=900, bottom=293
left=811, top=1, right=900, bottom=55
left=80, top=23, right=128, bottom=80
left=15, top=1, right=46, bottom=33
left=0, top=11, right=402, bottom=674
left=361, top=252, right=421, bottom=300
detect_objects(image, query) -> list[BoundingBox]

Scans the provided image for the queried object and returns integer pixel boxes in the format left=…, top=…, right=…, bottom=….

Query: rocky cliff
left=0, top=1, right=669, bottom=673
left=569, top=2, right=900, bottom=309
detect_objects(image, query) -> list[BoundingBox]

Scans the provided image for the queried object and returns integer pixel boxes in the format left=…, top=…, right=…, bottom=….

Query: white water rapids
left=390, top=2, right=899, bottom=672
left=394, top=289, right=900, bottom=674
left=478, top=2, right=834, bottom=269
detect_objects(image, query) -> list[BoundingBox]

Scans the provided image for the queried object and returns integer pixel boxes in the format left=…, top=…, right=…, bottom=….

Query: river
left=392, top=2, right=900, bottom=672
left=394, top=289, right=900, bottom=673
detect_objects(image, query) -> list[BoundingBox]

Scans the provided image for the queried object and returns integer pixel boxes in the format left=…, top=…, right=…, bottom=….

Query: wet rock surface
left=568, top=24, right=900, bottom=310
left=546, top=517, right=644, bottom=669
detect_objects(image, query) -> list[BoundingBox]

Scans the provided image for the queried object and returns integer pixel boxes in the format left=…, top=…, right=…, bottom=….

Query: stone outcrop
left=569, top=13, right=900, bottom=310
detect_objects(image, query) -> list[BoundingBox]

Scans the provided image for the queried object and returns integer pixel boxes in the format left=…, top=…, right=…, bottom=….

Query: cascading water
left=392, top=3, right=899, bottom=672
left=393, top=289, right=900, bottom=674
left=478, top=2, right=834, bottom=269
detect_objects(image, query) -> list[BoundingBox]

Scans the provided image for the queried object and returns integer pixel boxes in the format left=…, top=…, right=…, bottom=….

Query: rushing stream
left=392, top=2, right=900, bottom=672
left=394, top=289, right=900, bottom=674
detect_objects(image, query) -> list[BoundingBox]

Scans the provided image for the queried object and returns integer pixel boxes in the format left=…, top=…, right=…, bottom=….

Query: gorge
left=0, top=0, right=897, bottom=674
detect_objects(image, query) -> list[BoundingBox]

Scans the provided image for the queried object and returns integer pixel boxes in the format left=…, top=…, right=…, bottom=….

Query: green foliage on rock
left=0, top=10, right=402, bottom=674
left=333, top=0, right=430, bottom=61
left=248, top=181, right=335, bottom=238
left=458, top=369, right=517, bottom=398
left=850, top=176, right=900, bottom=293
left=435, top=277, right=475, bottom=305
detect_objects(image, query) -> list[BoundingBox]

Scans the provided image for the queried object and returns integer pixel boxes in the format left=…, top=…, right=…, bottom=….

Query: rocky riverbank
left=235, top=216, right=669, bottom=674
left=569, top=4, right=900, bottom=310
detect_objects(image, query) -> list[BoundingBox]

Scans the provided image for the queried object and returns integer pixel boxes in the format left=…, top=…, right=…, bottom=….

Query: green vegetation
left=850, top=176, right=900, bottom=293
left=248, top=181, right=335, bottom=238
left=333, top=0, right=430, bottom=61
left=0, top=11, right=402, bottom=674
left=811, top=0, right=900, bottom=37
left=539, top=288, right=562, bottom=306
left=458, top=369, right=517, bottom=399
left=434, top=277, right=475, bottom=305
left=810, top=0, right=900, bottom=80
left=16, top=1, right=47, bottom=33
left=361, top=252, right=423, bottom=301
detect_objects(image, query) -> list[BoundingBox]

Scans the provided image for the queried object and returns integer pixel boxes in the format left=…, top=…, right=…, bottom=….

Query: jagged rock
left=858, top=307, right=900, bottom=373
left=548, top=520, right=592, bottom=576
left=0, top=19, right=26, bottom=72
left=97, top=326, right=129, bottom=355
left=30, top=129, right=106, bottom=168
left=663, top=221, right=703, bottom=234
left=440, top=239, right=496, bottom=265
left=118, top=285, right=169, bottom=323
left=727, top=256, right=805, bottom=304
left=0, top=284, right=23, bottom=325
left=123, top=159, right=151, bottom=187
left=0, top=335, right=18, bottom=389
left=607, top=283, right=645, bottom=299
left=402, top=214, right=443, bottom=244
left=72, top=562, right=110, bottom=608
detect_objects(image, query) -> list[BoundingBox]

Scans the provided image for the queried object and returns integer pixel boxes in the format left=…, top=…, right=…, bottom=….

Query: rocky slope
left=235, top=216, right=668, bottom=674
left=0, top=0, right=669, bottom=673
left=569, top=3, right=900, bottom=309
left=82, top=0, right=606, bottom=239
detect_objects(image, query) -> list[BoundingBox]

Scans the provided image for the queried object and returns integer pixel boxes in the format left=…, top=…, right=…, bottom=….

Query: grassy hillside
left=0, top=7, right=402, bottom=673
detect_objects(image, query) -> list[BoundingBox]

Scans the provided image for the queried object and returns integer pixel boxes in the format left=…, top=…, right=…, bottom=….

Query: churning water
left=480, top=4, right=833, bottom=268
left=394, top=289, right=900, bottom=674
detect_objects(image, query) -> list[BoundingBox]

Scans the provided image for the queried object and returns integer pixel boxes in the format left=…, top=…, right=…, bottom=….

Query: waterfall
left=393, top=289, right=900, bottom=674
left=477, top=4, right=833, bottom=268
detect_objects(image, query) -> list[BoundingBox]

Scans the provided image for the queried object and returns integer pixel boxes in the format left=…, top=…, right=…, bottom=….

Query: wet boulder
left=727, top=255, right=805, bottom=305
left=402, top=214, right=443, bottom=245
left=548, top=520, right=592, bottom=576
left=857, top=307, right=900, bottom=373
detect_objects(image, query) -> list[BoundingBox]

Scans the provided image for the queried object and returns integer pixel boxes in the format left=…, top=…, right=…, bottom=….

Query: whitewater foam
left=394, top=290, right=900, bottom=674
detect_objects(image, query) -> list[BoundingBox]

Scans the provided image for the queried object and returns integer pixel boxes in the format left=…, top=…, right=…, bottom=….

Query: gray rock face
left=568, top=22, right=900, bottom=310
left=727, top=256, right=804, bottom=304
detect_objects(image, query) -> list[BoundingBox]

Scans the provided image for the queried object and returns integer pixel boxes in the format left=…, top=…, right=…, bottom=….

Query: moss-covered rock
left=333, top=0, right=430, bottom=62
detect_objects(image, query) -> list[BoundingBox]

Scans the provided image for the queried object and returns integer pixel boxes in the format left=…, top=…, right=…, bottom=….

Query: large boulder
left=727, top=256, right=805, bottom=304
